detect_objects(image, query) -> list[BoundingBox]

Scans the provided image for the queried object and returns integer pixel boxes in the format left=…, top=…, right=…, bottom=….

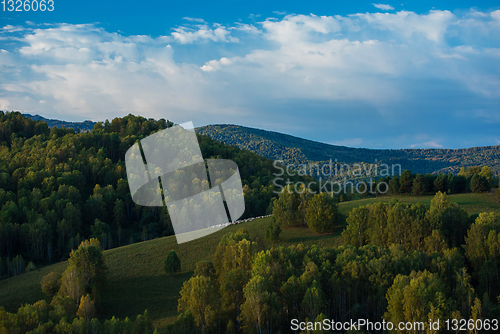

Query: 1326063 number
left=445, top=319, right=499, bottom=331
left=2, top=0, right=54, bottom=11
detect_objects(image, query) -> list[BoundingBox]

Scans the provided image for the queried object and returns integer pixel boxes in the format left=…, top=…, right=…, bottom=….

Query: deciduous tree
left=305, top=193, right=340, bottom=234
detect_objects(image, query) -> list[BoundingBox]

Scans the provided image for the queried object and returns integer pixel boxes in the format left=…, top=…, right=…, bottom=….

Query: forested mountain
left=20, top=116, right=500, bottom=176
left=0, top=111, right=314, bottom=279
left=197, top=124, right=500, bottom=175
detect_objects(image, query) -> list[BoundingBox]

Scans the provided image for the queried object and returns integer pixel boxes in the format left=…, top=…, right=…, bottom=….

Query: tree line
left=379, top=166, right=498, bottom=197
left=327, top=165, right=499, bottom=202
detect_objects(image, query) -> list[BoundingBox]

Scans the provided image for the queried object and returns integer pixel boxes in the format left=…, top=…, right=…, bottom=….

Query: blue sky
left=1, top=1, right=499, bottom=149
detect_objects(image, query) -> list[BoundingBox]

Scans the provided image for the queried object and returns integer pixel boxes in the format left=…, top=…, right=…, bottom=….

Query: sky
left=0, top=1, right=499, bottom=149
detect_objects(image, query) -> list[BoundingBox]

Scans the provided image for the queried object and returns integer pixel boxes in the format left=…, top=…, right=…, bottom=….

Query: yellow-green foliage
left=1, top=193, right=499, bottom=331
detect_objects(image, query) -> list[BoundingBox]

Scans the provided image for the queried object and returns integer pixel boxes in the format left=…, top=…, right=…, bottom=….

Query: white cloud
left=182, top=17, right=206, bottom=23
left=233, top=23, right=261, bottom=34
left=410, top=141, right=443, bottom=148
left=354, top=10, right=454, bottom=42
left=171, top=25, right=238, bottom=44
left=372, top=4, right=395, bottom=11
left=1, top=25, right=25, bottom=32
left=0, top=9, right=499, bottom=148
left=261, top=14, right=341, bottom=44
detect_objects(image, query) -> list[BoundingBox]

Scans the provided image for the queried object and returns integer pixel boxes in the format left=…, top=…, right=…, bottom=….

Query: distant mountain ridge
left=23, top=113, right=96, bottom=132
left=19, top=114, right=500, bottom=175
left=196, top=124, right=500, bottom=175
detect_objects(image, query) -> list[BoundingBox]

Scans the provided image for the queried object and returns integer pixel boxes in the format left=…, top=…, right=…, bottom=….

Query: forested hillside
left=1, top=192, right=500, bottom=333
left=197, top=124, right=500, bottom=175
left=167, top=191, right=500, bottom=334
left=0, top=111, right=314, bottom=279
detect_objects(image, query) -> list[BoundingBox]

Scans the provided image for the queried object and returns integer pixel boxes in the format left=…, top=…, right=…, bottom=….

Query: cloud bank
left=0, top=8, right=499, bottom=148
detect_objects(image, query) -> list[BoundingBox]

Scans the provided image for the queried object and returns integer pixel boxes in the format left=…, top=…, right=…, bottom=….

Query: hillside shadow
left=100, top=271, right=194, bottom=323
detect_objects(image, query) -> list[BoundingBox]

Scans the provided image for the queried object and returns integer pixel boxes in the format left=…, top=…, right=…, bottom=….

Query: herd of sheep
left=210, top=214, right=273, bottom=228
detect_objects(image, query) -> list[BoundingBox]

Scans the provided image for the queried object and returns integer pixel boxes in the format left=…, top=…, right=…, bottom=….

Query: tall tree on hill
left=470, top=174, right=488, bottom=193
left=399, top=170, right=413, bottom=194
left=265, top=217, right=281, bottom=243
left=305, top=193, right=340, bottom=234
left=479, top=166, right=493, bottom=186
left=63, top=238, right=106, bottom=300
left=272, top=185, right=302, bottom=227
left=388, top=175, right=400, bottom=195
left=164, top=250, right=181, bottom=278
left=434, top=173, right=448, bottom=193
left=412, top=174, right=425, bottom=196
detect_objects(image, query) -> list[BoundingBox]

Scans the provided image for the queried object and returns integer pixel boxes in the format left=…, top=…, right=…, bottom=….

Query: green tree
left=59, top=265, right=85, bottom=304
left=194, top=260, right=216, bottom=280
left=412, top=174, right=425, bottom=196
left=301, top=280, right=324, bottom=320
left=479, top=166, right=493, bottom=185
left=41, top=272, right=61, bottom=298
left=469, top=297, right=482, bottom=334
left=342, top=206, right=370, bottom=247
left=265, top=217, right=281, bottom=243
left=470, top=174, right=488, bottom=193
left=76, top=294, right=96, bottom=320
left=464, top=212, right=500, bottom=298
left=164, top=250, right=181, bottom=277
left=433, top=173, right=447, bottom=193
left=388, top=175, right=400, bottom=195
left=113, top=198, right=126, bottom=228
left=132, top=310, right=153, bottom=334
left=305, top=193, right=340, bottom=234
left=385, top=270, right=449, bottom=333
left=178, top=275, right=219, bottom=334
left=68, top=238, right=106, bottom=293
left=240, top=275, right=279, bottom=334
left=399, top=170, right=413, bottom=194
left=272, top=185, right=302, bottom=227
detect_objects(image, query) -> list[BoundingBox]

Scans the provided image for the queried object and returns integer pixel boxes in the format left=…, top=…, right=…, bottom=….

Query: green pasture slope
left=0, top=193, right=499, bottom=331
left=338, top=192, right=500, bottom=216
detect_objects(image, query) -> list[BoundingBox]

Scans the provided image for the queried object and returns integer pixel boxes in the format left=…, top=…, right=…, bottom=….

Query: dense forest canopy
left=168, top=191, right=500, bottom=334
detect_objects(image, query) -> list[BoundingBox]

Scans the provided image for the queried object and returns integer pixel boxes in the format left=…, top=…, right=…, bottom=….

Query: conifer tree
left=164, top=250, right=181, bottom=277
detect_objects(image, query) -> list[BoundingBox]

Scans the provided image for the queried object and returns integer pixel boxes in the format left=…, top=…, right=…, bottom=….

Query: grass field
left=0, top=192, right=498, bottom=331
left=337, top=192, right=500, bottom=216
